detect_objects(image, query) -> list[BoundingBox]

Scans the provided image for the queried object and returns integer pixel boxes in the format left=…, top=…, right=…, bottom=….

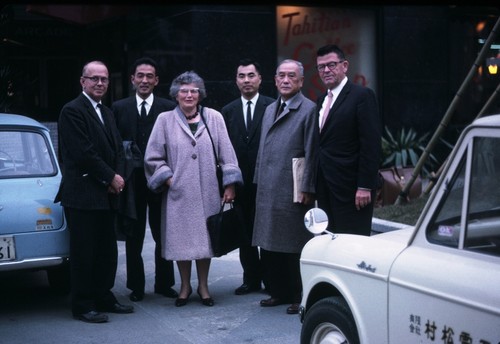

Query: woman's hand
left=223, top=184, right=236, bottom=203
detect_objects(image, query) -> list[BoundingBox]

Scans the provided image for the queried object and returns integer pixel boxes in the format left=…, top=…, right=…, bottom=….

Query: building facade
left=1, top=5, right=499, bottom=163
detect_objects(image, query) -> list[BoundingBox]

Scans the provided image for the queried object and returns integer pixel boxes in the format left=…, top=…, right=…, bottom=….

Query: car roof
left=0, top=113, right=48, bottom=131
left=472, top=113, right=500, bottom=127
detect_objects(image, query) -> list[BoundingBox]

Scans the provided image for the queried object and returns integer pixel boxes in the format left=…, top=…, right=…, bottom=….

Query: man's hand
left=355, top=189, right=371, bottom=210
left=109, top=174, right=125, bottom=194
left=300, top=192, right=315, bottom=205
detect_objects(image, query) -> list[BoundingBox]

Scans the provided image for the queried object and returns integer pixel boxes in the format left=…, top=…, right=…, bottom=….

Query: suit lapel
left=236, top=103, right=247, bottom=136
left=284, top=93, right=303, bottom=116
left=82, top=95, right=107, bottom=130
left=81, top=94, right=119, bottom=152
left=248, top=98, right=265, bottom=139
left=330, top=82, right=350, bottom=114
left=150, top=99, right=162, bottom=121
left=100, top=106, right=117, bottom=145
left=129, top=98, right=139, bottom=139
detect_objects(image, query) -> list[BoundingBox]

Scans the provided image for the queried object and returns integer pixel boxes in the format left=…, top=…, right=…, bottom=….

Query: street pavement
left=0, top=230, right=302, bottom=344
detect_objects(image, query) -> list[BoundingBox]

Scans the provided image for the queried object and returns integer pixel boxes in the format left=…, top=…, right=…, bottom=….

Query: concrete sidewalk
left=0, top=230, right=302, bottom=344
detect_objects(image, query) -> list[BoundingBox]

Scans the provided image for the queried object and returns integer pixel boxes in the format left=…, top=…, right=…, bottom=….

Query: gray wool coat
left=144, top=106, right=243, bottom=260
left=252, top=92, right=317, bottom=253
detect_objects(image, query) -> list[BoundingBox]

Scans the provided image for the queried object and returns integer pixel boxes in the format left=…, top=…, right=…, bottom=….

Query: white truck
left=299, top=114, right=500, bottom=344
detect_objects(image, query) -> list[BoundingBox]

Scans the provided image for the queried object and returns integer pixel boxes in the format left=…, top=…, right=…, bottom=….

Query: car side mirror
left=304, top=208, right=334, bottom=237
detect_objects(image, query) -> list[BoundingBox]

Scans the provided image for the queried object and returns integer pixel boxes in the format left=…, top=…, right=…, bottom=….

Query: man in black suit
left=221, top=58, right=274, bottom=295
left=112, top=57, right=177, bottom=302
left=56, top=60, right=134, bottom=323
left=315, top=44, right=382, bottom=235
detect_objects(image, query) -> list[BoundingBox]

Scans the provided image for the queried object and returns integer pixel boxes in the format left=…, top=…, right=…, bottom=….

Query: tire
left=301, top=296, right=360, bottom=344
left=46, top=262, right=70, bottom=295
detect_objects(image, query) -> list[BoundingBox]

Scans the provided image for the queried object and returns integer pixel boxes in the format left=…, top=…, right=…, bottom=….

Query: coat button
left=191, top=140, right=196, bottom=146
left=192, top=154, right=197, bottom=159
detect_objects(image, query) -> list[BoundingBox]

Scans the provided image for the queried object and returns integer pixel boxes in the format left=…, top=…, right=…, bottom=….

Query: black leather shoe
left=73, top=311, right=108, bottom=323
left=129, top=291, right=144, bottom=302
left=197, top=289, right=214, bottom=307
left=175, top=288, right=192, bottom=307
left=286, top=303, right=300, bottom=314
left=155, top=287, right=179, bottom=298
left=260, top=297, right=288, bottom=307
left=200, top=297, right=214, bottom=307
left=98, top=303, right=134, bottom=314
left=175, top=297, right=188, bottom=307
left=234, top=283, right=261, bottom=295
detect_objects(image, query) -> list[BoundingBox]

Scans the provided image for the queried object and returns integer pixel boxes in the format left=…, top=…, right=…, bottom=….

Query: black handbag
left=207, top=202, right=245, bottom=257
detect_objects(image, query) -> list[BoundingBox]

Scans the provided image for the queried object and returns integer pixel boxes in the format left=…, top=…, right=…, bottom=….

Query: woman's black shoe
left=197, top=289, right=214, bottom=307
left=175, top=288, right=192, bottom=307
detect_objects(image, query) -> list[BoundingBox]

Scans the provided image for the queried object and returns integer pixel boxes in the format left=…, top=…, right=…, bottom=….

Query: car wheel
left=301, top=296, right=359, bottom=344
left=46, top=263, right=70, bottom=295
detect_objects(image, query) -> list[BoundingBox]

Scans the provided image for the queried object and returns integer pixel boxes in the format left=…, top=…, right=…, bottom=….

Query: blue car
left=0, top=113, right=69, bottom=293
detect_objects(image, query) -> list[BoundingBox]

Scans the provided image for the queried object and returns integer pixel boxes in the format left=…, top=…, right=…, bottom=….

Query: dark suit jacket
left=221, top=94, right=274, bottom=188
left=111, top=96, right=175, bottom=145
left=111, top=95, right=175, bottom=235
left=222, top=94, right=274, bottom=242
left=317, top=80, right=382, bottom=203
left=56, top=93, right=125, bottom=210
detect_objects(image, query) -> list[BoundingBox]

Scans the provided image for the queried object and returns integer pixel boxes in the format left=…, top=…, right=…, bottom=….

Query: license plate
left=0, top=236, right=16, bottom=261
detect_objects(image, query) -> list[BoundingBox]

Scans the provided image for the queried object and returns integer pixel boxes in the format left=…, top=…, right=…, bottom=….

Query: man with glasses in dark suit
left=56, top=60, right=134, bottom=323
left=315, top=44, right=382, bottom=236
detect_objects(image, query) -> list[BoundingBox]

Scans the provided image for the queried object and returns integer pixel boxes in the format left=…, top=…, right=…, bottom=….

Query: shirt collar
left=241, top=93, right=259, bottom=105
left=82, top=91, right=100, bottom=109
left=136, top=93, right=154, bottom=106
left=328, top=76, right=348, bottom=99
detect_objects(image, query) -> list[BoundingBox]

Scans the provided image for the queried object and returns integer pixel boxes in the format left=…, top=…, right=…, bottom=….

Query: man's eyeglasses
left=179, top=88, right=200, bottom=95
left=316, top=61, right=344, bottom=72
left=82, top=76, right=109, bottom=84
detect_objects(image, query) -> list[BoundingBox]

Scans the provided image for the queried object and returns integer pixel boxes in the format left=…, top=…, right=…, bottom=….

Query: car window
left=427, top=154, right=465, bottom=248
left=427, top=136, right=500, bottom=257
left=464, top=137, right=500, bottom=256
left=0, top=129, right=57, bottom=177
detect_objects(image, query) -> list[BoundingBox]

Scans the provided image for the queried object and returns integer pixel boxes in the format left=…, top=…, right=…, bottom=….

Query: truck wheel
left=301, top=296, right=359, bottom=344
left=47, top=262, right=70, bottom=295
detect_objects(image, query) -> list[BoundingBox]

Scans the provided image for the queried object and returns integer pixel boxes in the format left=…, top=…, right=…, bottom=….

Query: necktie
left=276, top=102, right=286, bottom=119
left=246, top=100, right=252, bottom=132
left=320, top=91, right=333, bottom=132
left=96, top=103, right=105, bottom=125
left=140, top=101, right=147, bottom=118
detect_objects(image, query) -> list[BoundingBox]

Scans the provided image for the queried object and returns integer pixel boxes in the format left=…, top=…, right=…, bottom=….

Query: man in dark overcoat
left=252, top=59, right=317, bottom=315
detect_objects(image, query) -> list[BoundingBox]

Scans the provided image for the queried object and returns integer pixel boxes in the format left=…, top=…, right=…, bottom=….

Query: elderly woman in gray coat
left=144, top=71, right=243, bottom=307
